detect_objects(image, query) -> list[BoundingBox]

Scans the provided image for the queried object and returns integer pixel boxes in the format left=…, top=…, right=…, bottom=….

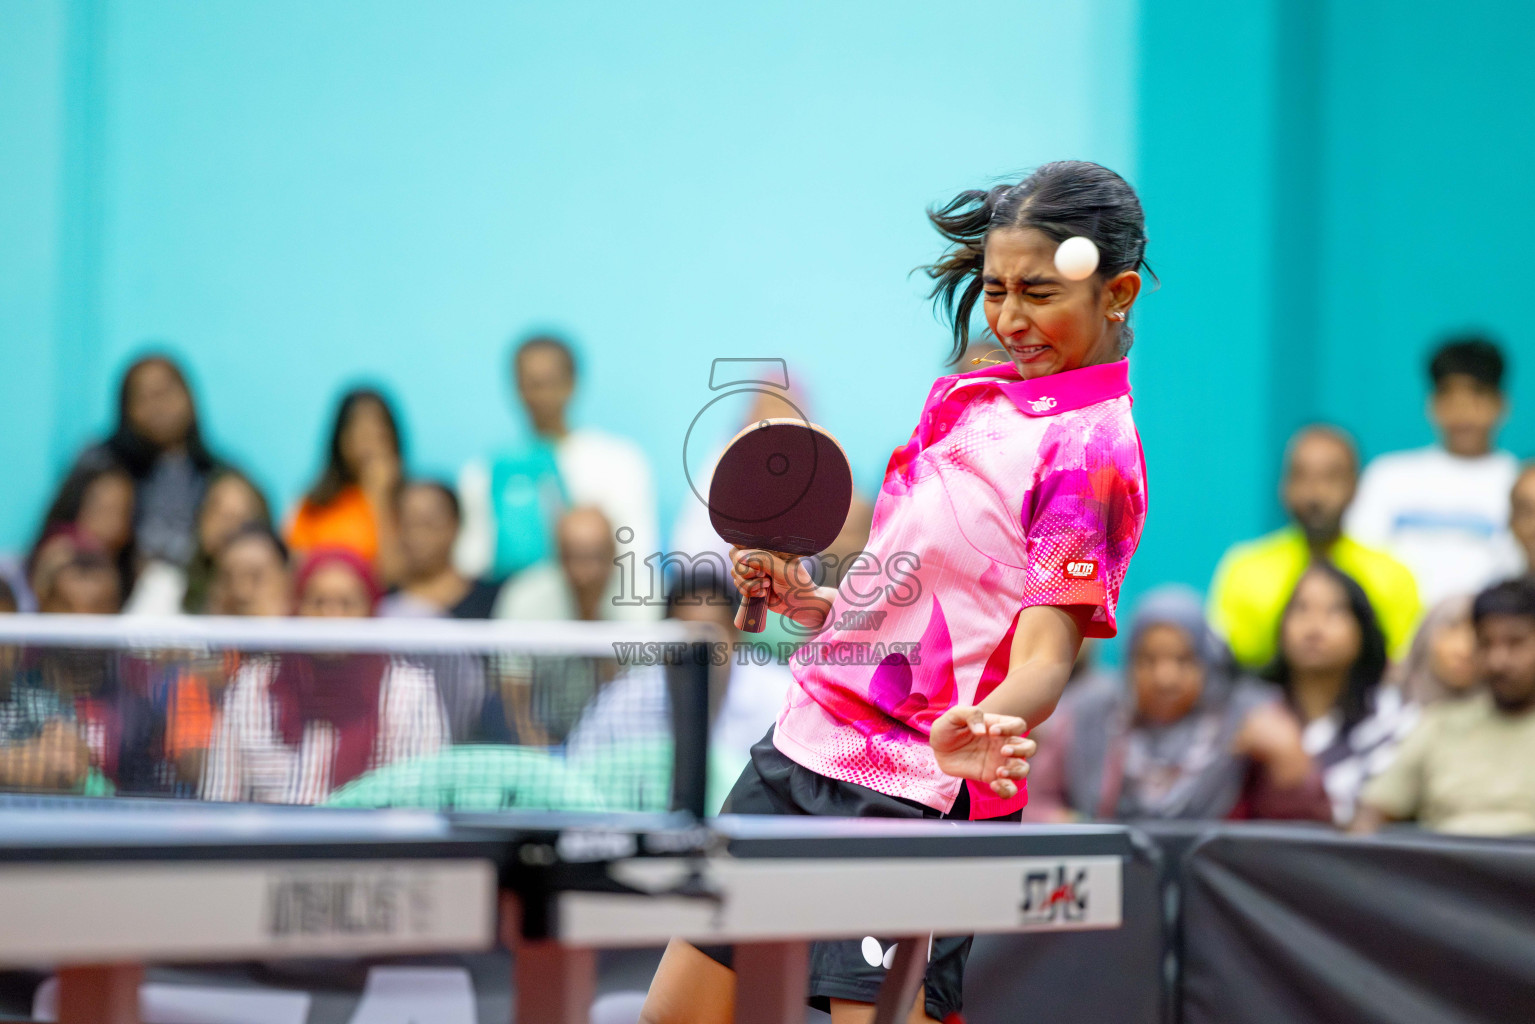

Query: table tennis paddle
left=709, top=418, right=853, bottom=633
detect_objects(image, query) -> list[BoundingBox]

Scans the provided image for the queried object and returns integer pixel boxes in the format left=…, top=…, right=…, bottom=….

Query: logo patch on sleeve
left=1064, top=560, right=1099, bottom=580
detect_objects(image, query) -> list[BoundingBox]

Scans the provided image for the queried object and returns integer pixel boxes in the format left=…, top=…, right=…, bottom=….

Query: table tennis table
left=0, top=796, right=1135, bottom=1024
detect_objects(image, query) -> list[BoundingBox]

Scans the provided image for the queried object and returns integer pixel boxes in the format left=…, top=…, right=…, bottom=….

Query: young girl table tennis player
left=642, top=161, right=1151, bottom=1024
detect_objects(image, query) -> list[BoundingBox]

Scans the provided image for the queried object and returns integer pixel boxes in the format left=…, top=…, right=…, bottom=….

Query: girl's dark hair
left=923, top=161, right=1151, bottom=365
left=306, top=387, right=405, bottom=508
left=30, top=455, right=138, bottom=602
left=105, top=354, right=218, bottom=478
left=182, top=466, right=274, bottom=613
left=1268, top=561, right=1389, bottom=733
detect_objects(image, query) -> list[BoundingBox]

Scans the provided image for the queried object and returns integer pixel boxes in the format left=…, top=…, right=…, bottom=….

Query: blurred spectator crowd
left=2, top=332, right=1534, bottom=841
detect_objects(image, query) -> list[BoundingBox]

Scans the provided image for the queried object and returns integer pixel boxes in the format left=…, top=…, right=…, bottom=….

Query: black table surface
left=0, top=794, right=1142, bottom=864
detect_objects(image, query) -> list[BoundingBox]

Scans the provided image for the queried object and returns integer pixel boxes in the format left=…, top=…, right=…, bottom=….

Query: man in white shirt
left=455, top=335, right=659, bottom=589
left=1346, top=336, right=1523, bottom=605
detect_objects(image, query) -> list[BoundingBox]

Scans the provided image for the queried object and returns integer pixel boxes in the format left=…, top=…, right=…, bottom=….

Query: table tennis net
left=0, top=616, right=718, bottom=815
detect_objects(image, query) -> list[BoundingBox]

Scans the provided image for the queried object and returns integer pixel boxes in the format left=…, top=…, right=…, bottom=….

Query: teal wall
left=1130, top=0, right=1535, bottom=613
left=1315, top=0, right=1535, bottom=460
left=0, top=0, right=1136, bottom=557
left=0, top=1, right=69, bottom=554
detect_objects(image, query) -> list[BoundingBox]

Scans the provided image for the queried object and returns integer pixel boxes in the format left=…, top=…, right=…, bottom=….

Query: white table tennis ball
left=1054, top=235, right=1100, bottom=281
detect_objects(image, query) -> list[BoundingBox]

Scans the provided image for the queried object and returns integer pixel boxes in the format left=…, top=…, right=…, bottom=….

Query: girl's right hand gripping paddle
left=707, top=418, right=853, bottom=633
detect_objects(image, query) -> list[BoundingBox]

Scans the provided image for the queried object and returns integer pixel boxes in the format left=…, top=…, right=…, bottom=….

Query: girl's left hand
left=929, top=706, right=1035, bottom=799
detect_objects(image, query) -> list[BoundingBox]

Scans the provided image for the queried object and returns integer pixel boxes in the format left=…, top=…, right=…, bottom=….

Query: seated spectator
left=74, top=354, right=221, bottom=573
left=161, top=524, right=290, bottom=788
left=1391, top=595, right=1480, bottom=707
left=29, top=529, right=123, bottom=615
left=456, top=335, right=658, bottom=585
left=1023, top=587, right=1327, bottom=823
left=1346, top=335, right=1523, bottom=604
left=213, top=524, right=293, bottom=616
left=131, top=467, right=272, bottom=615
left=1210, top=425, right=1420, bottom=668
left=565, top=566, right=793, bottom=810
left=10, top=565, right=161, bottom=790
left=1354, top=577, right=1535, bottom=836
left=378, top=481, right=499, bottom=619
left=201, top=549, right=447, bottom=804
left=486, top=507, right=654, bottom=745
left=287, top=388, right=406, bottom=584
left=17, top=539, right=168, bottom=794
left=1511, top=461, right=1535, bottom=577
left=0, top=580, right=92, bottom=793
left=376, top=481, right=496, bottom=741
left=1269, top=563, right=1416, bottom=824
left=493, top=505, right=660, bottom=624
left=30, top=459, right=137, bottom=609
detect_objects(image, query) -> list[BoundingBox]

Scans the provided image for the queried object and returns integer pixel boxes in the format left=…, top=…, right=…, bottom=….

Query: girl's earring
left=1108, top=311, right=1127, bottom=322
left=969, top=347, right=1009, bottom=366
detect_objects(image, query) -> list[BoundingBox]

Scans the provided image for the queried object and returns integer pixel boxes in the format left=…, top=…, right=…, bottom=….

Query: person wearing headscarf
left=200, top=548, right=447, bottom=804
left=1024, top=586, right=1329, bottom=823
left=1391, top=594, right=1479, bottom=707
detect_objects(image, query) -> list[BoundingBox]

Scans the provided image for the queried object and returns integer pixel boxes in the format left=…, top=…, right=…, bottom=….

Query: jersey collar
left=950, top=358, right=1132, bottom=417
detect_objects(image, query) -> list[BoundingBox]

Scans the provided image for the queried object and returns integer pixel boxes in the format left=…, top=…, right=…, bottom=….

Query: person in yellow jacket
left=1211, top=425, right=1421, bottom=669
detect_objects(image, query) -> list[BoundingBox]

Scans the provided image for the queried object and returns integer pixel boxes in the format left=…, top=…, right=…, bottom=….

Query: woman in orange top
left=288, top=388, right=406, bottom=584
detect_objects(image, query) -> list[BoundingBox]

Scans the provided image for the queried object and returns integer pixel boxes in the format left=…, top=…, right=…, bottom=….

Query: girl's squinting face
left=1281, top=571, right=1362, bottom=675
left=981, top=227, right=1136, bottom=380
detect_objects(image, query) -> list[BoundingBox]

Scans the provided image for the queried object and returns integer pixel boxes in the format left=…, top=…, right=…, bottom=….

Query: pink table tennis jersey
left=772, top=358, right=1148, bottom=817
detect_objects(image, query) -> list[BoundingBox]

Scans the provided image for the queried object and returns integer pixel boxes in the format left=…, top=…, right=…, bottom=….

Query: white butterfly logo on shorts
left=860, top=936, right=934, bottom=970
left=1029, top=396, right=1057, bottom=413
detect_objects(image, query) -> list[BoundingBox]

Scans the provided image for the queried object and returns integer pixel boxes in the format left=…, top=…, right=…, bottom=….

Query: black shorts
left=695, top=727, right=1021, bottom=1020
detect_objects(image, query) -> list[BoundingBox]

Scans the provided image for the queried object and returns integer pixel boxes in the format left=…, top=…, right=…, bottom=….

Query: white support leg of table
left=56, top=963, right=143, bottom=1024
left=734, top=940, right=810, bottom=1024
left=870, top=936, right=926, bottom=1024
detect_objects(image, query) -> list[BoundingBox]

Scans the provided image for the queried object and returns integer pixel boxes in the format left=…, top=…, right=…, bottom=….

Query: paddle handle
left=736, top=593, right=769, bottom=633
